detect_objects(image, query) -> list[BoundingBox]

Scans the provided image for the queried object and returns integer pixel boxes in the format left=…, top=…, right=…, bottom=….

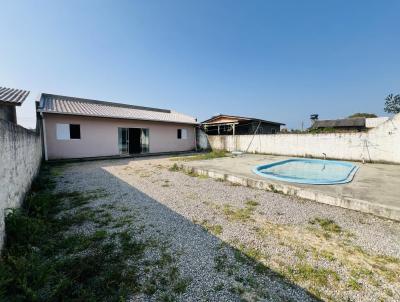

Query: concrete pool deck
left=180, top=154, right=400, bottom=221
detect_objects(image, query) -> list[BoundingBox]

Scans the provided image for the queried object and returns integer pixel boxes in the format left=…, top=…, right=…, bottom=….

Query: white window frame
left=178, top=128, right=187, bottom=140
left=56, top=124, right=70, bottom=140
left=181, top=128, right=187, bottom=139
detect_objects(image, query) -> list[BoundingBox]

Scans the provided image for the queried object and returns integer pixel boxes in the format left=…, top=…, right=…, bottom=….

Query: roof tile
left=0, top=86, right=30, bottom=105
left=38, top=93, right=197, bottom=125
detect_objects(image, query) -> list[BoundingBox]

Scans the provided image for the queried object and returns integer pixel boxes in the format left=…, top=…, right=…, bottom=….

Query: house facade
left=37, top=93, right=197, bottom=160
left=201, top=114, right=285, bottom=135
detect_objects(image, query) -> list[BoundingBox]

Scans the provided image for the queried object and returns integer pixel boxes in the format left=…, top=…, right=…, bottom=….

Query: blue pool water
left=253, top=158, right=358, bottom=185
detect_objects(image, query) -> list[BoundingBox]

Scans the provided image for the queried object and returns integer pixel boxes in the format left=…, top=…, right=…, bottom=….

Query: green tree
left=348, top=113, right=377, bottom=118
left=384, top=94, right=400, bottom=114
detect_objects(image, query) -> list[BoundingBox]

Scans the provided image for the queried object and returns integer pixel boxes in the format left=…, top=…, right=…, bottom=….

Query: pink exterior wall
left=43, top=113, right=196, bottom=159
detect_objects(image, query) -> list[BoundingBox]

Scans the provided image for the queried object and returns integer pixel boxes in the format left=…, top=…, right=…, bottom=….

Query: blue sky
left=1, top=0, right=399, bottom=129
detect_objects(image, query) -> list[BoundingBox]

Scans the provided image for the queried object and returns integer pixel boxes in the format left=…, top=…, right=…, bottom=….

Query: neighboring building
left=311, top=117, right=389, bottom=132
left=37, top=93, right=198, bottom=160
left=201, top=114, right=285, bottom=135
left=0, top=86, right=30, bottom=123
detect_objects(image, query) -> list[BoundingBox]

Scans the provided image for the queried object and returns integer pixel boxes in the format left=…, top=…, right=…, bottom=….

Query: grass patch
left=309, top=217, right=342, bottom=234
left=222, top=200, right=259, bottom=222
left=0, top=164, right=188, bottom=301
left=214, top=283, right=224, bottom=291
left=214, top=253, right=228, bottom=272
left=347, top=278, right=362, bottom=290
left=168, top=163, right=181, bottom=172
left=287, top=263, right=340, bottom=287
left=245, top=200, right=259, bottom=207
left=235, top=244, right=264, bottom=263
left=173, top=277, right=192, bottom=294
left=200, top=220, right=223, bottom=235
left=171, top=150, right=227, bottom=162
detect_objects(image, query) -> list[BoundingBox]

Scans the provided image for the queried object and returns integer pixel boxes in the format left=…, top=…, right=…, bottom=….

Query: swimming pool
left=253, top=158, right=358, bottom=185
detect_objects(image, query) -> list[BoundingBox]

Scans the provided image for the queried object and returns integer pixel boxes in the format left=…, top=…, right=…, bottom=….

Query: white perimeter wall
left=0, top=120, right=42, bottom=250
left=206, top=113, right=400, bottom=164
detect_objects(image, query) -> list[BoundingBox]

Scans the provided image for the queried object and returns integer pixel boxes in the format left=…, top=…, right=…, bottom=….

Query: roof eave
left=38, top=110, right=199, bottom=125
left=0, top=101, right=23, bottom=106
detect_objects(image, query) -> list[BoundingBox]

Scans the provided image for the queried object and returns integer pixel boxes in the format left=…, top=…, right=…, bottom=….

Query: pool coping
left=252, top=158, right=359, bottom=185
left=180, top=163, right=400, bottom=222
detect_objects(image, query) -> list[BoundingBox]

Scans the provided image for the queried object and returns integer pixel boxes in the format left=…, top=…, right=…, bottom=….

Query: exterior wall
left=0, top=120, right=42, bottom=249
left=43, top=114, right=196, bottom=160
left=197, top=128, right=210, bottom=150
left=207, top=113, right=400, bottom=164
left=366, top=117, right=389, bottom=128
left=0, top=104, right=17, bottom=123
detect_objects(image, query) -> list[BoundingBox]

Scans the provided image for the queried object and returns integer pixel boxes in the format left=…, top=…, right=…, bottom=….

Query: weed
left=319, top=250, right=336, bottom=261
left=229, top=284, right=245, bottom=295
left=245, top=200, right=259, bottom=207
left=347, top=278, right=362, bottom=290
left=222, top=201, right=258, bottom=222
left=287, top=263, right=340, bottom=287
left=173, top=277, right=192, bottom=294
left=267, top=184, right=283, bottom=194
left=172, top=150, right=227, bottom=162
left=214, top=283, right=224, bottom=291
left=214, top=254, right=227, bottom=272
left=200, top=220, right=223, bottom=235
left=309, top=217, right=342, bottom=234
left=168, top=163, right=181, bottom=172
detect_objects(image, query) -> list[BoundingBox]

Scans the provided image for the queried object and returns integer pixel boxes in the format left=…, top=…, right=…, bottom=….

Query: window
left=177, top=128, right=187, bottom=139
left=56, top=124, right=70, bottom=140
left=56, top=123, right=81, bottom=140
left=271, top=128, right=277, bottom=134
left=70, top=124, right=81, bottom=139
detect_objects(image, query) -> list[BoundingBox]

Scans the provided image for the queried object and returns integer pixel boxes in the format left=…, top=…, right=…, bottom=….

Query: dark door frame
left=128, top=128, right=142, bottom=154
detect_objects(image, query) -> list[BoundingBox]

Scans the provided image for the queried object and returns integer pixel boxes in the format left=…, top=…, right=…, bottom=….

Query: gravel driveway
left=56, top=155, right=400, bottom=302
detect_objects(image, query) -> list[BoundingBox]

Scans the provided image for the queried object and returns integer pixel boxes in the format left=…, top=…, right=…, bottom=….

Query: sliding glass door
left=118, top=128, right=149, bottom=155
left=140, top=129, right=149, bottom=153
left=118, top=128, right=129, bottom=155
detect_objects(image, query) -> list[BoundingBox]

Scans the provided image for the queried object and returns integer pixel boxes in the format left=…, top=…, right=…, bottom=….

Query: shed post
left=232, top=123, right=235, bottom=151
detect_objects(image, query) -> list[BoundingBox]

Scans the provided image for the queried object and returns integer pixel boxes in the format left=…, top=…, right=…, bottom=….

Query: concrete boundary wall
left=0, top=120, right=42, bottom=249
left=207, top=113, right=400, bottom=164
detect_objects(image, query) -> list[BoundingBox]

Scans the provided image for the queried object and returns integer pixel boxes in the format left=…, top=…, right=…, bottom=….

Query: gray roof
left=312, top=118, right=365, bottom=128
left=0, top=86, right=30, bottom=105
left=38, top=93, right=197, bottom=125
left=202, top=114, right=285, bottom=126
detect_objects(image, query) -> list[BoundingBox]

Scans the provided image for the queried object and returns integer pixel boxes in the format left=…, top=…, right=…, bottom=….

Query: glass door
left=118, top=127, right=149, bottom=154
left=118, top=128, right=128, bottom=155
left=140, top=129, right=149, bottom=153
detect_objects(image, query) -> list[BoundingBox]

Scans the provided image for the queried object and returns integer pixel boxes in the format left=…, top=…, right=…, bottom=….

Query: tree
left=384, top=94, right=400, bottom=114
left=348, top=113, right=377, bottom=118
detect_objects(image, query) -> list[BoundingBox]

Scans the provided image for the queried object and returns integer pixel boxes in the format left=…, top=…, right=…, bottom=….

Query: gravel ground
left=55, top=156, right=400, bottom=302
